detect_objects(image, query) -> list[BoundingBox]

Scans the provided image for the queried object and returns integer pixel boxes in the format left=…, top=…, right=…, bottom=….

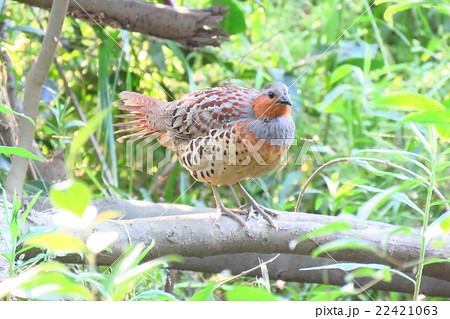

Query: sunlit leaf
left=189, top=282, right=216, bottom=301
left=321, top=84, right=353, bottom=110
left=300, top=262, right=415, bottom=284
left=0, top=103, right=35, bottom=125
left=25, top=232, right=86, bottom=254
left=94, top=210, right=123, bottom=223
left=130, top=290, right=178, bottom=301
left=0, top=262, right=68, bottom=299
left=68, top=108, right=109, bottom=170
left=349, top=159, right=410, bottom=180
left=13, top=272, right=93, bottom=301
left=311, top=238, right=376, bottom=258
left=0, top=146, right=43, bottom=162
left=221, top=0, right=246, bottom=35
left=225, top=285, right=278, bottom=301
left=440, top=215, right=450, bottom=234
left=330, top=64, right=353, bottom=85
left=86, top=231, right=118, bottom=254
left=426, top=211, right=450, bottom=244
left=435, top=124, right=450, bottom=138
left=401, top=111, right=450, bottom=124
left=50, top=180, right=92, bottom=217
left=375, top=93, right=444, bottom=112
left=354, top=181, right=423, bottom=220
left=383, top=3, right=415, bottom=25
left=294, top=221, right=352, bottom=245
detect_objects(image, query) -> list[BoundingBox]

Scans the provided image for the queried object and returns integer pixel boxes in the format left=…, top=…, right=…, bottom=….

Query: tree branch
left=18, top=198, right=450, bottom=294
left=4, top=0, right=69, bottom=196
left=15, top=0, right=229, bottom=47
left=175, top=254, right=450, bottom=297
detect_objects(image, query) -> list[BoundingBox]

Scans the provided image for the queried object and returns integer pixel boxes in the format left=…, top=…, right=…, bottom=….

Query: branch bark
left=15, top=0, right=229, bottom=47
left=175, top=254, right=450, bottom=297
left=15, top=197, right=450, bottom=297
left=4, top=0, right=69, bottom=196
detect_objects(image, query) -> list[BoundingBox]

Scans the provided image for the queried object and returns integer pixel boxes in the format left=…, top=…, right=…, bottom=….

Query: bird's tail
left=114, top=91, right=167, bottom=143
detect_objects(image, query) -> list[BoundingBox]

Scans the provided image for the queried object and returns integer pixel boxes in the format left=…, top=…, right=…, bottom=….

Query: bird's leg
left=212, top=186, right=247, bottom=227
left=229, top=184, right=242, bottom=207
left=236, top=182, right=279, bottom=228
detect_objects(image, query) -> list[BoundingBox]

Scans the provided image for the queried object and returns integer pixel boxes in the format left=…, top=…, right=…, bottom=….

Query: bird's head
left=251, top=82, right=292, bottom=119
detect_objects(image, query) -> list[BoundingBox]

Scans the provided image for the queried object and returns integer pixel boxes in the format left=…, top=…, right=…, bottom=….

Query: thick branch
left=175, top=254, right=450, bottom=297
left=15, top=0, right=229, bottom=47
left=21, top=198, right=450, bottom=287
left=4, top=0, right=69, bottom=195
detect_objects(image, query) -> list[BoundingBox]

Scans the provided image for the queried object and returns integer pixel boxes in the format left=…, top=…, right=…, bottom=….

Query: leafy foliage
left=0, top=0, right=449, bottom=301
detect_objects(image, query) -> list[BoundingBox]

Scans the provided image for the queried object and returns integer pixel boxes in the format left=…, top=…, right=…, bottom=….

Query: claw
left=214, top=207, right=248, bottom=227
left=212, top=186, right=248, bottom=227
left=236, top=183, right=279, bottom=229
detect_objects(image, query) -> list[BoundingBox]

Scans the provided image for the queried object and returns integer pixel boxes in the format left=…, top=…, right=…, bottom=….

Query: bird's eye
left=268, top=92, right=275, bottom=99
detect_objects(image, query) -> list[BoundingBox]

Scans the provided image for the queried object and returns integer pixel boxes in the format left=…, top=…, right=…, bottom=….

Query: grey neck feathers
left=248, top=116, right=295, bottom=147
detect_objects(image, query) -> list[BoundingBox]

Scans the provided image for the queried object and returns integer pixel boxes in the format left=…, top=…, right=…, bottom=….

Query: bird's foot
left=215, top=207, right=248, bottom=227
left=240, top=203, right=279, bottom=229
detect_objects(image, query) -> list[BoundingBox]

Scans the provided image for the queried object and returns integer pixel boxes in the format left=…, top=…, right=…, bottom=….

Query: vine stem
left=413, top=125, right=437, bottom=300
left=295, top=156, right=449, bottom=213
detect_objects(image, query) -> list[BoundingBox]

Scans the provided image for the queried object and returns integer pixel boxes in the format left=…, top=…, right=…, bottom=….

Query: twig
left=215, top=253, right=281, bottom=288
left=5, top=0, right=69, bottom=196
left=295, top=157, right=450, bottom=212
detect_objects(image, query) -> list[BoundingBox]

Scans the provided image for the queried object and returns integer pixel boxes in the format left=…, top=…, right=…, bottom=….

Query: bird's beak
left=277, top=93, right=292, bottom=106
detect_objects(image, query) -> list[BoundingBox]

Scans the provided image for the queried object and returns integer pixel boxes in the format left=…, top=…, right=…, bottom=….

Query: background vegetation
left=0, top=0, right=449, bottom=301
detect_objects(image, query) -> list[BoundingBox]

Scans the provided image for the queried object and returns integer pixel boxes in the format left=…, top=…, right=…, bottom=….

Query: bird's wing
left=164, top=86, right=258, bottom=139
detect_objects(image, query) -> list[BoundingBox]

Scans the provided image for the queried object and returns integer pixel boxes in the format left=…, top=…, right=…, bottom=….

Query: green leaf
left=166, top=41, right=196, bottom=92
left=113, top=255, right=180, bottom=286
left=401, top=111, right=450, bottom=124
left=430, top=200, right=450, bottom=207
left=311, top=238, right=376, bottom=258
left=14, top=271, right=94, bottom=301
left=349, top=159, right=410, bottom=180
left=440, top=215, right=450, bottom=234
left=130, top=290, right=178, bottom=301
left=354, top=181, right=423, bottom=220
left=375, top=93, right=445, bottom=112
left=0, top=146, right=43, bottom=162
left=68, top=108, right=109, bottom=171
left=25, top=232, right=86, bottom=254
left=383, top=3, right=415, bottom=25
left=299, top=263, right=415, bottom=284
left=19, top=191, right=42, bottom=229
left=86, top=231, right=118, bottom=254
left=225, top=285, right=278, bottom=301
left=0, top=103, right=35, bottom=125
left=295, top=221, right=352, bottom=244
left=221, top=0, right=246, bottom=35
left=50, top=180, right=92, bottom=217
left=422, top=258, right=450, bottom=267
left=321, top=84, right=353, bottom=110
left=435, top=124, right=450, bottom=138
left=6, top=25, right=45, bottom=36
left=435, top=161, right=450, bottom=172
left=189, top=282, right=217, bottom=301
left=330, top=64, right=353, bottom=85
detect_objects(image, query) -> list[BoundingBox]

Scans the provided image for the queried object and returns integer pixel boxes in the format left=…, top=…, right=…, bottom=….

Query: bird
left=114, top=82, right=295, bottom=227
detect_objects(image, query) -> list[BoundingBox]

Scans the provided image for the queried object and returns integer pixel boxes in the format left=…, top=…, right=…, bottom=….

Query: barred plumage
left=115, top=82, right=295, bottom=227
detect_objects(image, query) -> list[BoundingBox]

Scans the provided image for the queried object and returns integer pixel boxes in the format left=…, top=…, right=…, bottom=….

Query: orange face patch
left=251, top=95, right=291, bottom=119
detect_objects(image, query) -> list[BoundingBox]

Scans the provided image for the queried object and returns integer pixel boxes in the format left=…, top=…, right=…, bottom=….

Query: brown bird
left=114, top=82, right=295, bottom=227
